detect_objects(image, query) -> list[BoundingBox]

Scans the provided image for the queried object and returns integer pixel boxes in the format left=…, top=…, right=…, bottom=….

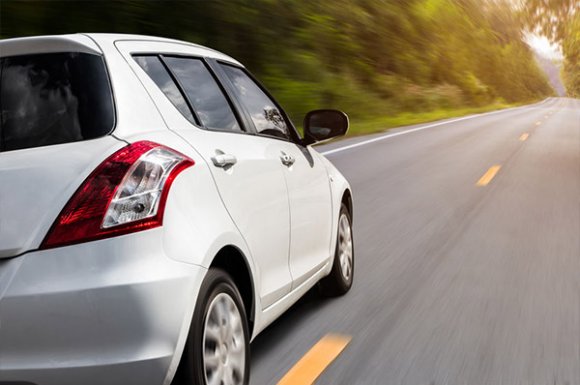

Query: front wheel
left=319, top=203, right=354, bottom=296
left=174, top=268, right=250, bottom=385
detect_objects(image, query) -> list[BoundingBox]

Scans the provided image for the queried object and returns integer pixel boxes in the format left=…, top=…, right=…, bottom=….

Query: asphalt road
left=250, top=97, right=580, bottom=385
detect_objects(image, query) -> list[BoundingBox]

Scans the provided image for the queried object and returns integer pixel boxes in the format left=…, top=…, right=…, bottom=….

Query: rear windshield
left=0, top=52, right=114, bottom=152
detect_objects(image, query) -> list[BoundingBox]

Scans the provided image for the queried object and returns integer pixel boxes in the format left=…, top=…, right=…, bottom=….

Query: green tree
left=0, top=0, right=555, bottom=122
left=524, top=0, right=579, bottom=96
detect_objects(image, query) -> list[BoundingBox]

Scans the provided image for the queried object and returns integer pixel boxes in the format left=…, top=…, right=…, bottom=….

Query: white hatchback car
left=0, top=34, right=354, bottom=385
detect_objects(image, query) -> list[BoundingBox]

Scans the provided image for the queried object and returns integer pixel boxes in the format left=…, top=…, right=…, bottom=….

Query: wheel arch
left=341, top=188, right=353, bottom=220
left=209, top=245, right=255, bottom=335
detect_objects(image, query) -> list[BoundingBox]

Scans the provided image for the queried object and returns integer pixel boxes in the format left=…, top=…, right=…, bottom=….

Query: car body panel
left=276, top=141, right=334, bottom=290
left=316, top=151, right=353, bottom=260
left=0, top=228, right=206, bottom=385
left=0, top=34, right=102, bottom=57
left=0, top=137, right=126, bottom=259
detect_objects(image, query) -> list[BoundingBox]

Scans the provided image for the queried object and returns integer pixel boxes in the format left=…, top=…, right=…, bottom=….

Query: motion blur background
left=1, top=0, right=577, bottom=135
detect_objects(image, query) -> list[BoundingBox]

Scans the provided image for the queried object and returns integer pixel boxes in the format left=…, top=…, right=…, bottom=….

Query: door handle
left=280, top=151, right=295, bottom=166
left=211, top=151, right=237, bottom=168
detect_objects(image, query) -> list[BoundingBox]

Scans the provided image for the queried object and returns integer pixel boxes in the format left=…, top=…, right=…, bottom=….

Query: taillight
left=40, top=141, right=194, bottom=249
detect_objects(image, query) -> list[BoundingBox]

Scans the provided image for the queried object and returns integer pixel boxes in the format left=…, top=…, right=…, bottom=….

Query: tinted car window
left=134, top=56, right=196, bottom=124
left=164, top=57, right=241, bottom=132
left=0, top=52, right=114, bottom=152
left=220, top=64, right=289, bottom=140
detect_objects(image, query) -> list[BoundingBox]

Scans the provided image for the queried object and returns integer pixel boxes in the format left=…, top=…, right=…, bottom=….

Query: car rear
left=0, top=35, right=207, bottom=385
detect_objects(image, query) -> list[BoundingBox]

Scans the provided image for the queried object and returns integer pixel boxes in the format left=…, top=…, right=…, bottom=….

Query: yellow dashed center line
left=277, top=334, right=351, bottom=385
left=519, top=133, right=529, bottom=141
left=476, top=165, right=501, bottom=186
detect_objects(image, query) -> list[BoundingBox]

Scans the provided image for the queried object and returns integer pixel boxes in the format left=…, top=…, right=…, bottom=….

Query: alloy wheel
left=338, top=213, right=353, bottom=281
left=203, top=293, right=246, bottom=385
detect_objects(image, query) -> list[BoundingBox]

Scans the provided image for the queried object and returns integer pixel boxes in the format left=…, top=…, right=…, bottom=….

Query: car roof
left=0, top=33, right=242, bottom=66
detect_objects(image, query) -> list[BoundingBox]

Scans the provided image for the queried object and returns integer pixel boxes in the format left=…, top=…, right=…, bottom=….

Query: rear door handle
left=211, top=151, right=237, bottom=168
left=280, top=151, right=295, bottom=166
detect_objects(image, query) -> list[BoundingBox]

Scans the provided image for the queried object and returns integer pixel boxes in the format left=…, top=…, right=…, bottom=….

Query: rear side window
left=0, top=52, right=114, bottom=152
left=163, top=57, right=241, bottom=132
left=133, top=56, right=196, bottom=124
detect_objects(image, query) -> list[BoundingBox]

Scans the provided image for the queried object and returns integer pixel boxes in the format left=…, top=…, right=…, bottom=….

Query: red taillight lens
left=40, top=141, right=194, bottom=249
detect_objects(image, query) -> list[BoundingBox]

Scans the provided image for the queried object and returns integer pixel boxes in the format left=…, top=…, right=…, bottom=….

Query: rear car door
left=218, top=64, right=333, bottom=289
left=120, top=45, right=293, bottom=309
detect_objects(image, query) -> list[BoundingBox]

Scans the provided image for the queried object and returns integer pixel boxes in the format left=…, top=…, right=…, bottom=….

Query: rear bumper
left=0, top=229, right=206, bottom=385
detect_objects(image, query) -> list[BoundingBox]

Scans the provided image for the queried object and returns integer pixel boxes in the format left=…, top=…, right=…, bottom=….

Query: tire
left=319, top=203, right=354, bottom=296
left=174, top=268, right=250, bottom=385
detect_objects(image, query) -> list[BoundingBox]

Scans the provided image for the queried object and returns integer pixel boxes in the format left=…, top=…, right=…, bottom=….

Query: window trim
left=133, top=54, right=200, bottom=126
left=204, top=59, right=258, bottom=136
left=159, top=54, right=247, bottom=135
left=156, top=55, right=202, bottom=126
left=214, top=60, right=303, bottom=145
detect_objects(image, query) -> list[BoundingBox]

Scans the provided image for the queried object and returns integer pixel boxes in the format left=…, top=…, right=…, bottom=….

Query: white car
left=0, top=34, right=354, bottom=385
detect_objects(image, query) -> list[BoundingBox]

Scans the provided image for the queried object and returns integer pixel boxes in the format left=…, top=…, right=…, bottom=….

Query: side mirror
left=303, top=109, right=349, bottom=145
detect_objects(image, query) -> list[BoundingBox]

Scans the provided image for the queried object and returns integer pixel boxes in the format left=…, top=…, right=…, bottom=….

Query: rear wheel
left=319, top=203, right=354, bottom=296
left=174, top=268, right=249, bottom=385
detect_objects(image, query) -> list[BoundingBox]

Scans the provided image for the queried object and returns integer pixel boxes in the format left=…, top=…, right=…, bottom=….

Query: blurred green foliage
left=524, top=0, right=579, bottom=97
left=561, top=14, right=580, bottom=97
left=1, top=0, right=557, bottom=128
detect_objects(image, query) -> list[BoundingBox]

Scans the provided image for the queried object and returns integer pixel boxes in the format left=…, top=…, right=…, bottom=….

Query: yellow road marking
left=519, top=133, right=529, bottom=141
left=277, top=334, right=351, bottom=385
left=476, top=165, right=501, bottom=186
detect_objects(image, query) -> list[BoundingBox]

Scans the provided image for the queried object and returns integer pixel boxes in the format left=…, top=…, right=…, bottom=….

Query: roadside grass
left=345, top=102, right=523, bottom=137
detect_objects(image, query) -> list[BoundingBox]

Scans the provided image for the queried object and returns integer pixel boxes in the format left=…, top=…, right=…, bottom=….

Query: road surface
left=250, top=97, right=580, bottom=385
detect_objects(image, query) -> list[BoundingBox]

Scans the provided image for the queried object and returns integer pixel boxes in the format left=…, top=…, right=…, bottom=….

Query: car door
left=125, top=49, right=293, bottom=309
left=217, top=63, right=333, bottom=290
